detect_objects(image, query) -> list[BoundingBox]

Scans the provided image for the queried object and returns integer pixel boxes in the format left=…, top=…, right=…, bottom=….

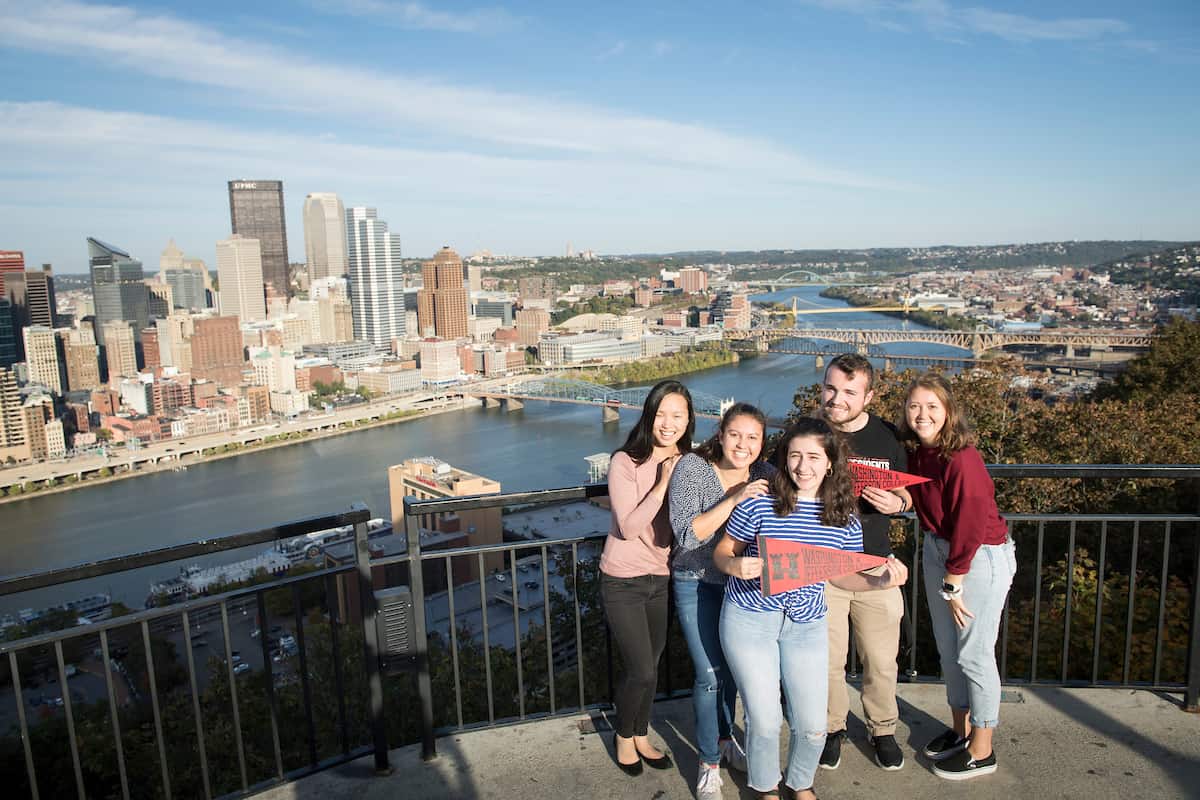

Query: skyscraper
left=24, top=265, right=58, bottom=328
left=159, top=239, right=212, bottom=310
left=0, top=251, right=23, bottom=299
left=418, top=247, right=469, bottom=339
left=63, top=328, right=101, bottom=393
left=89, top=238, right=149, bottom=350
left=0, top=368, right=27, bottom=460
left=103, top=320, right=138, bottom=381
left=346, top=207, right=404, bottom=349
left=23, top=326, right=64, bottom=394
left=216, top=234, right=267, bottom=324
left=228, top=180, right=290, bottom=298
left=303, top=193, right=347, bottom=282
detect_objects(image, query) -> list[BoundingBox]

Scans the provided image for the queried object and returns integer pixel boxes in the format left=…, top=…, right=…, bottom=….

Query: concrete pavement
left=256, top=683, right=1200, bottom=799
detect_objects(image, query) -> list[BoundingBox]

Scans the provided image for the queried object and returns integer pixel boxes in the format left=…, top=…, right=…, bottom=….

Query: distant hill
left=1099, top=243, right=1200, bottom=303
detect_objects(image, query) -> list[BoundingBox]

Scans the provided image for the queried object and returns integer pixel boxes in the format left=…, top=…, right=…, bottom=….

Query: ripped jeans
left=673, top=576, right=737, bottom=766
left=721, top=600, right=828, bottom=792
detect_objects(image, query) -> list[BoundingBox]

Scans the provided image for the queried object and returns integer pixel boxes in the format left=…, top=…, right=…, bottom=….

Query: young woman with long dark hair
left=600, top=379, right=695, bottom=776
left=898, top=373, right=1015, bottom=781
left=668, top=402, right=772, bottom=798
left=713, top=418, right=908, bottom=800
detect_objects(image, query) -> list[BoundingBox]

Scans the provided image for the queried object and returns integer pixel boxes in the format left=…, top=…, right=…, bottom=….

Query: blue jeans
left=922, top=533, right=1016, bottom=728
left=674, top=577, right=736, bottom=766
left=720, top=600, right=827, bottom=793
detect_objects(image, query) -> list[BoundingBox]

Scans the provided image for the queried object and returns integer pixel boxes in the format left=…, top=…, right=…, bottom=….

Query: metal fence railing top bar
left=0, top=507, right=373, bottom=597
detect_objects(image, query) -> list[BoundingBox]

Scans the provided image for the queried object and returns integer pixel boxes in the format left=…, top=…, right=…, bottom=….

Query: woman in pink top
left=601, top=379, right=695, bottom=776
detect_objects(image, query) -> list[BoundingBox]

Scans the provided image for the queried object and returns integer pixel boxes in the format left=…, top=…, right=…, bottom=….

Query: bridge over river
left=469, top=377, right=738, bottom=423
left=725, top=326, right=1156, bottom=357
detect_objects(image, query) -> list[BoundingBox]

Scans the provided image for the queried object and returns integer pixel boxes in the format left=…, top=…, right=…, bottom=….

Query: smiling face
left=822, top=366, right=874, bottom=430
left=652, top=392, right=690, bottom=450
left=905, top=386, right=947, bottom=446
left=718, top=413, right=765, bottom=470
left=785, top=434, right=831, bottom=499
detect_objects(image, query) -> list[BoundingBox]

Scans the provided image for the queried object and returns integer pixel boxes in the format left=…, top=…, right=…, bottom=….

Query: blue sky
left=1, top=0, right=1197, bottom=272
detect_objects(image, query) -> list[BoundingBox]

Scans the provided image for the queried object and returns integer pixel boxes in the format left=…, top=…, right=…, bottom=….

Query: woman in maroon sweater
left=899, top=373, right=1015, bottom=782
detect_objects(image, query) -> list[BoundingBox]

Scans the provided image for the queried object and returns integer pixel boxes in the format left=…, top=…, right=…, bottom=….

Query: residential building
left=388, top=457, right=503, bottom=579
left=518, top=276, right=556, bottom=302
left=63, top=328, right=101, bottom=393
left=88, top=238, right=148, bottom=350
left=0, top=368, right=28, bottom=462
left=249, top=346, right=297, bottom=393
left=102, top=320, right=138, bottom=381
left=24, top=265, right=57, bottom=328
left=190, top=316, right=245, bottom=387
left=347, top=207, right=405, bottom=348
left=464, top=263, right=482, bottom=293
left=156, top=314, right=194, bottom=371
left=417, top=247, right=468, bottom=339
left=141, top=328, right=161, bottom=371
left=44, top=418, right=66, bottom=459
left=119, top=377, right=153, bottom=415
left=676, top=267, right=708, bottom=294
left=303, top=193, right=347, bottom=282
left=475, top=297, right=515, bottom=325
left=228, top=179, right=290, bottom=298
left=217, top=234, right=267, bottom=324
left=22, top=326, right=64, bottom=394
left=357, top=364, right=421, bottom=395
left=269, top=389, right=309, bottom=417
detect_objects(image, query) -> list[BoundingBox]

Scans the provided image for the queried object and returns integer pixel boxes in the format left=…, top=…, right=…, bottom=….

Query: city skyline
left=1, top=1, right=1198, bottom=270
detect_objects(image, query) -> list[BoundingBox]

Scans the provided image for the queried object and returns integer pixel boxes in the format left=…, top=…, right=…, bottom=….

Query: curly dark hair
left=768, top=417, right=856, bottom=527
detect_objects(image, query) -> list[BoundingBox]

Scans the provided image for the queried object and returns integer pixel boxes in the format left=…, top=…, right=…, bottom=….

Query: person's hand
left=861, top=486, right=904, bottom=515
left=872, top=556, right=909, bottom=588
left=656, top=454, right=681, bottom=487
left=732, top=556, right=763, bottom=580
left=947, top=593, right=974, bottom=629
left=731, top=478, right=770, bottom=504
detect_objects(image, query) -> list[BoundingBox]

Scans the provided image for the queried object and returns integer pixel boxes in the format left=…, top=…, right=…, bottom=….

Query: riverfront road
left=0, top=391, right=469, bottom=493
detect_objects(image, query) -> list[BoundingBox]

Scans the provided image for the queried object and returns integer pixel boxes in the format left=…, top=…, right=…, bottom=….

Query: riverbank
left=0, top=402, right=461, bottom=506
left=820, top=285, right=976, bottom=331
left=562, top=345, right=740, bottom=386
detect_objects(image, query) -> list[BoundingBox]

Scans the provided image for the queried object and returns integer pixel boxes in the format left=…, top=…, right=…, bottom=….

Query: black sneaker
left=818, top=731, right=843, bottom=770
left=932, top=747, right=997, bottom=780
left=922, top=729, right=968, bottom=761
left=873, top=734, right=904, bottom=770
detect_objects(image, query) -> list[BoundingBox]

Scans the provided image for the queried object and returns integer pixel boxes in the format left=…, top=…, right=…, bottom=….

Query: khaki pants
left=825, top=581, right=904, bottom=737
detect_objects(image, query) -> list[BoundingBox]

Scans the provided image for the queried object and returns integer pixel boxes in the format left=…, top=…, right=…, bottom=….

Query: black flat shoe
left=616, top=757, right=643, bottom=776
left=640, top=751, right=673, bottom=770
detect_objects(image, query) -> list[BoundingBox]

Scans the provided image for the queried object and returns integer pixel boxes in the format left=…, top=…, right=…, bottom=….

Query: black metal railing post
left=1186, top=488, right=1200, bottom=712
left=355, top=512, right=393, bottom=773
left=402, top=496, right=438, bottom=760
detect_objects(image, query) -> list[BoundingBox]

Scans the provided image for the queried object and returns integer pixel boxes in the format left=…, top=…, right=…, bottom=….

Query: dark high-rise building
left=88, top=238, right=149, bottom=351
left=1, top=251, right=27, bottom=361
left=228, top=179, right=290, bottom=299
left=25, top=265, right=57, bottom=328
left=0, top=300, right=16, bottom=369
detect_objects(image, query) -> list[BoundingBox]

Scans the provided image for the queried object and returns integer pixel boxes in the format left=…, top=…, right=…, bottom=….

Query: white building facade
left=346, top=207, right=405, bottom=349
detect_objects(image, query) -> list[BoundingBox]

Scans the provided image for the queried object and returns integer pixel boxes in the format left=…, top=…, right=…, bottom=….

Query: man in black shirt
left=817, top=354, right=911, bottom=771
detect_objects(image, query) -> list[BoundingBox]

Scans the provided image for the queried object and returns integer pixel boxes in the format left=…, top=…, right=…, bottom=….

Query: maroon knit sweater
left=908, top=444, right=1008, bottom=575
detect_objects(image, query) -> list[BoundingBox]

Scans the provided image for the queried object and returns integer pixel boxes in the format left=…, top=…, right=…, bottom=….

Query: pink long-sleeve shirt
left=599, top=451, right=673, bottom=578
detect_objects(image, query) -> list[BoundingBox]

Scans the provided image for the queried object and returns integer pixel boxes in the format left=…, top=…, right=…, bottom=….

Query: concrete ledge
left=258, top=684, right=1200, bottom=799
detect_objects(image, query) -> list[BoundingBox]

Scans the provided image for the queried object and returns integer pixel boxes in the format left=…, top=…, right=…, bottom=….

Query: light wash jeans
left=922, top=533, right=1017, bottom=728
left=673, top=576, right=736, bottom=766
left=720, top=600, right=827, bottom=793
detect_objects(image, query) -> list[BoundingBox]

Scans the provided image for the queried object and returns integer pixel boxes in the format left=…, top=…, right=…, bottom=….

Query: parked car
left=233, top=663, right=251, bottom=675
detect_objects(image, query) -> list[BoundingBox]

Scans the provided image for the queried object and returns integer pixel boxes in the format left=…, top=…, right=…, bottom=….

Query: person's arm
left=860, top=434, right=913, bottom=515
left=669, top=456, right=707, bottom=550
left=828, top=557, right=909, bottom=592
left=609, top=452, right=679, bottom=544
left=941, top=449, right=995, bottom=576
left=712, top=500, right=764, bottom=580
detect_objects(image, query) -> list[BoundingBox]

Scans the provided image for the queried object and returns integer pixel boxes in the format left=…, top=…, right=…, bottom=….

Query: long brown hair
left=768, top=418, right=856, bottom=527
left=896, top=372, right=975, bottom=456
left=694, top=402, right=767, bottom=465
left=616, top=379, right=695, bottom=464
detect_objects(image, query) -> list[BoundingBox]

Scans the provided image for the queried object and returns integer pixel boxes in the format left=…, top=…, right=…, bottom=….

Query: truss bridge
left=724, top=327, right=1156, bottom=357
left=470, top=378, right=735, bottom=423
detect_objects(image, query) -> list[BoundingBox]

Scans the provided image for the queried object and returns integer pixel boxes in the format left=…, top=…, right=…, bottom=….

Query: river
left=0, top=287, right=965, bottom=615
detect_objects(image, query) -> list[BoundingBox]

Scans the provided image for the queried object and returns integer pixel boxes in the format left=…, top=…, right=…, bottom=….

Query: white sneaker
left=696, top=763, right=723, bottom=799
left=719, top=737, right=748, bottom=772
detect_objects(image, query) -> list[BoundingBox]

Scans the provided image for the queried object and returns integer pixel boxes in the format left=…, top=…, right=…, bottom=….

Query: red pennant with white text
left=757, top=537, right=888, bottom=595
left=850, top=461, right=931, bottom=497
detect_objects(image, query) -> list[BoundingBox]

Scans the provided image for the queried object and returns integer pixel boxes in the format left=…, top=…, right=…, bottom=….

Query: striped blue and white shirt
left=725, top=495, right=863, bottom=623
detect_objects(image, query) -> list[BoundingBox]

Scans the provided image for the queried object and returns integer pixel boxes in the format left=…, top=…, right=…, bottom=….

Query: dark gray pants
left=601, top=572, right=669, bottom=738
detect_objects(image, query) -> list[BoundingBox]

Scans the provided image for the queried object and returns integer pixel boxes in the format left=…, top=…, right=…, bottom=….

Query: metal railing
left=1, top=465, right=1198, bottom=799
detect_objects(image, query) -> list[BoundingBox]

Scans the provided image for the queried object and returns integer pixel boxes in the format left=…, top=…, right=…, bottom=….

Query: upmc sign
left=232, top=182, right=258, bottom=190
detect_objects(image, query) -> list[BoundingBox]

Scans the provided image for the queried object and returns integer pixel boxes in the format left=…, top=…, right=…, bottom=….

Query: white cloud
left=599, top=40, right=627, bottom=59
left=308, top=0, right=519, bottom=34
left=0, top=1, right=889, bottom=190
left=802, top=0, right=1131, bottom=43
left=653, top=40, right=675, bottom=57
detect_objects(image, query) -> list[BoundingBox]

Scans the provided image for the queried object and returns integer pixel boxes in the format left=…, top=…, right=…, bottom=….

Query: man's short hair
left=825, top=353, right=875, bottom=390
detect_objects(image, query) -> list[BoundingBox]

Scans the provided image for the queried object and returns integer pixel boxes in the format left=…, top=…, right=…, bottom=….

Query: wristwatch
left=939, top=580, right=963, bottom=601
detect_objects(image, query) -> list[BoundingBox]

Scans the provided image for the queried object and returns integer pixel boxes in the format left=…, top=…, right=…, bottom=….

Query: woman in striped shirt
left=714, top=418, right=909, bottom=800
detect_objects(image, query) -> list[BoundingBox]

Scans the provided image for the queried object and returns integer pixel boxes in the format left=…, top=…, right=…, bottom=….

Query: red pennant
left=850, top=461, right=931, bottom=497
left=757, top=537, right=888, bottom=595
